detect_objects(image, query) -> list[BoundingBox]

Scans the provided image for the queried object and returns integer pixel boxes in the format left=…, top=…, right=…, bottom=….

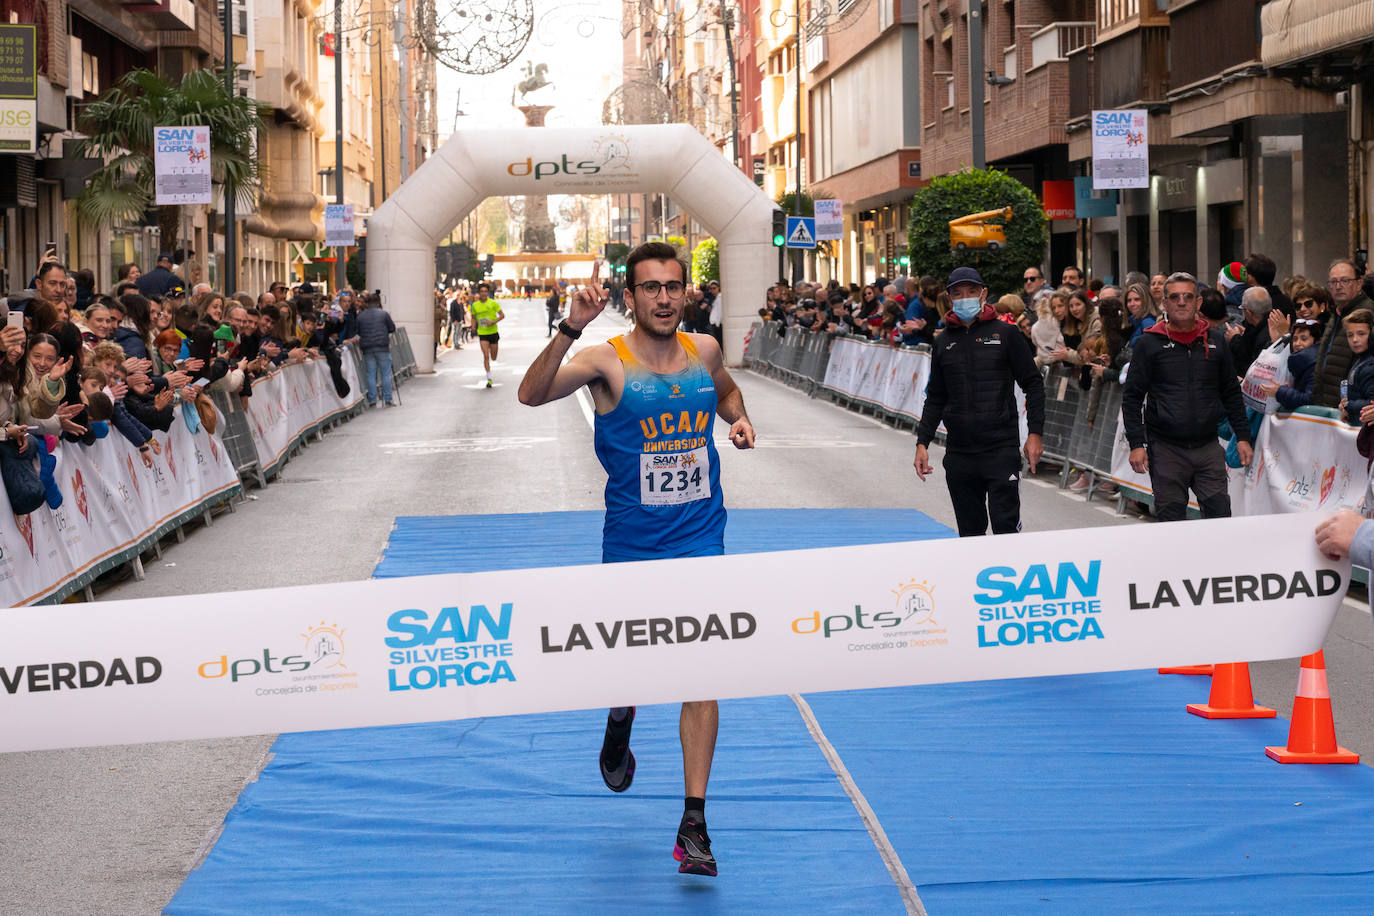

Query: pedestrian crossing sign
left=785, top=216, right=817, bottom=248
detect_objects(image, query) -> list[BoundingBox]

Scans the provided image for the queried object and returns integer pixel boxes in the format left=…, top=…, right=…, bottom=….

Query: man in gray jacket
left=356, top=293, right=396, bottom=407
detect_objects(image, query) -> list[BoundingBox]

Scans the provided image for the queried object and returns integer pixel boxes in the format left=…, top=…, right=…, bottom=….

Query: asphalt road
left=2, top=300, right=1370, bottom=914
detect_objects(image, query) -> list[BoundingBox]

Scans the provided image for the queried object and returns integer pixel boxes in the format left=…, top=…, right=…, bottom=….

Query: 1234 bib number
left=640, top=447, right=711, bottom=506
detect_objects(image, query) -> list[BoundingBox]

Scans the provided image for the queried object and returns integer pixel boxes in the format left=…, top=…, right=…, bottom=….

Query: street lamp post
left=222, top=0, right=236, bottom=293
left=335, top=0, right=345, bottom=295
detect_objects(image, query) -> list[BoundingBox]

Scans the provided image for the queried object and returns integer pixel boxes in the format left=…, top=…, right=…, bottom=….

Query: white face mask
left=951, top=297, right=982, bottom=322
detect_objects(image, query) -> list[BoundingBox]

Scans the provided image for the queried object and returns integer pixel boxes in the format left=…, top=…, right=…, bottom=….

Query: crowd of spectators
left=0, top=251, right=382, bottom=517
left=756, top=251, right=1374, bottom=499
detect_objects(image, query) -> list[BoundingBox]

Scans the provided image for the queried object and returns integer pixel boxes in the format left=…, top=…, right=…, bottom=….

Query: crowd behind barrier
left=0, top=343, right=410, bottom=607
left=745, top=321, right=1369, bottom=522
left=0, top=256, right=422, bottom=607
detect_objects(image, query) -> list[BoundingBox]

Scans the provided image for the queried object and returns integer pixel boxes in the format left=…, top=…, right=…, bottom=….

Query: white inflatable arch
left=366, top=124, right=779, bottom=372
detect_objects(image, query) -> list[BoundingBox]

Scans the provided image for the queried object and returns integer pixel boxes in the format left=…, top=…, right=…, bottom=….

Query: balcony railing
left=1029, top=21, right=1095, bottom=69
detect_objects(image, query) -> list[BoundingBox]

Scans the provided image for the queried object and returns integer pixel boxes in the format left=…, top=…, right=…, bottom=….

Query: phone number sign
left=0, top=25, right=37, bottom=100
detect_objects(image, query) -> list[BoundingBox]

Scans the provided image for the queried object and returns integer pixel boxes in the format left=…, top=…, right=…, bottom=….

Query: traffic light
left=483, top=254, right=495, bottom=274
left=772, top=210, right=786, bottom=247
left=453, top=244, right=471, bottom=277
left=898, top=254, right=911, bottom=268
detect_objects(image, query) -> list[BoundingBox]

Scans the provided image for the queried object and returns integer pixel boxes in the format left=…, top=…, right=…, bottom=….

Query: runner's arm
left=698, top=334, right=755, bottom=448
left=518, top=339, right=605, bottom=406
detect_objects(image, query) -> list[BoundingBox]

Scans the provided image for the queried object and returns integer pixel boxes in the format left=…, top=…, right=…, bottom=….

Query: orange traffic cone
left=1265, top=652, right=1360, bottom=764
left=1187, top=663, right=1276, bottom=719
left=1159, top=664, right=1214, bottom=675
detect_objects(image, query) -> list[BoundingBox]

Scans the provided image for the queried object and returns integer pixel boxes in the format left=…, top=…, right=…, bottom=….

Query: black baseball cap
left=946, top=267, right=985, bottom=290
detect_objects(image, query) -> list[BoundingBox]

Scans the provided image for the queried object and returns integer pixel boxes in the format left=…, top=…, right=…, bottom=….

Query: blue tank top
left=594, top=334, right=726, bottom=562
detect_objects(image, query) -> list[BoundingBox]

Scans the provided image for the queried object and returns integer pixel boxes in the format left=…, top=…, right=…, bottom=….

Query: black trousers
left=1146, top=439, right=1230, bottom=522
left=943, top=447, right=1022, bottom=537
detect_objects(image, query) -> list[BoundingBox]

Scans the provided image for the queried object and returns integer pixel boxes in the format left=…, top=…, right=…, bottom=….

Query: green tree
left=604, top=242, right=630, bottom=267
left=692, top=237, right=719, bottom=285
left=907, top=168, right=1048, bottom=296
left=76, top=69, right=266, bottom=251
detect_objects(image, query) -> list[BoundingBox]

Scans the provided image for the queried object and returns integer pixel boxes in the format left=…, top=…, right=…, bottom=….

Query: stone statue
left=512, top=62, right=554, bottom=105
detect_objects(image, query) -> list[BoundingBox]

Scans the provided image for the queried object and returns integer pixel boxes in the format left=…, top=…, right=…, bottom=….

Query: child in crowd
left=102, top=363, right=161, bottom=467
left=1340, top=308, right=1374, bottom=425
left=1259, top=318, right=1320, bottom=411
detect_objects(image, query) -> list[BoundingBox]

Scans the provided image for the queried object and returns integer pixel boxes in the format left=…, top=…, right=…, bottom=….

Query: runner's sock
left=609, top=706, right=632, bottom=723
left=684, top=797, right=705, bottom=816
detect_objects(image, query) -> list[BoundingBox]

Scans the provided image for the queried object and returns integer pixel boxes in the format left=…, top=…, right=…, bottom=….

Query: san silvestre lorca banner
left=0, top=514, right=1346, bottom=753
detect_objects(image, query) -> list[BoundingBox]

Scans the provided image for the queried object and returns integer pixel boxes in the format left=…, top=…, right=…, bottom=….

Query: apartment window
left=946, top=76, right=954, bottom=108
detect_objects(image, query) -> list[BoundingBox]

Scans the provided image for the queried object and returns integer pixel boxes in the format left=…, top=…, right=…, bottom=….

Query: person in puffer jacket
left=1121, top=272, right=1250, bottom=521
left=914, top=267, right=1046, bottom=537
left=356, top=292, right=397, bottom=406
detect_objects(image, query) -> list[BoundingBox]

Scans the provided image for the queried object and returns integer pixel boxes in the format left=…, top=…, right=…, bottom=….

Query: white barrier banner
left=823, top=338, right=933, bottom=421
left=0, top=514, right=1346, bottom=753
left=245, top=353, right=363, bottom=472
left=0, top=415, right=239, bottom=607
left=1230, top=411, right=1366, bottom=515
left=1110, top=412, right=1366, bottom=517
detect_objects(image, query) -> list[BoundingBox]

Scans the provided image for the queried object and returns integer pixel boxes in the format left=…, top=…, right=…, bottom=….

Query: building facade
left=0, top=0, right=431, bottom=299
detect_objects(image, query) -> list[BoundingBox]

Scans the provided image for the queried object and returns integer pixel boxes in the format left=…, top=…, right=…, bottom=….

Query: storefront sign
left=1074, top=176, right=1117, bottom=219
left=1041, top=180, right=1076, bottom=220
left=0, top=98, right=35, bottom=153
left=0, top=24, right=36, bottom=100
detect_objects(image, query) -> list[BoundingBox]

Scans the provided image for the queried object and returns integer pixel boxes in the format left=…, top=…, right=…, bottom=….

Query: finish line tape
left=0, top=513, right=1347, bottom=753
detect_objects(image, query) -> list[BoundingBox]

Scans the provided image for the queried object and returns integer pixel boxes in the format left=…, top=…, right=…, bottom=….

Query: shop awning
left=1262, top=0, right=1374, bottom=68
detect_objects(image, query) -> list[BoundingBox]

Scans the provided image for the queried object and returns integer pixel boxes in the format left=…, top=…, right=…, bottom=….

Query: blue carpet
left=170, top=509, right=1374, bottom=914
left=371, top=508, right=956, bottom=576
left=805, top=674, right=1374, bottom=914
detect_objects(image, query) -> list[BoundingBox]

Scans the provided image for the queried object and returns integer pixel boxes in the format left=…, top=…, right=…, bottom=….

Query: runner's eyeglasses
left=633, top=280, right=686, bottom=299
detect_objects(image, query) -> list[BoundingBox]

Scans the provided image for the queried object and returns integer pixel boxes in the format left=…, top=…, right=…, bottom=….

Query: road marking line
left=790, top=693, right=926, bottom=916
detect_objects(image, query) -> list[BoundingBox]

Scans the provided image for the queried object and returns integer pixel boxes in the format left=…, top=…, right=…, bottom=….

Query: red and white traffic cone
left=1265, top=652, right=1359, bottom=764
left=1186, top=662, right=1275, bottom=719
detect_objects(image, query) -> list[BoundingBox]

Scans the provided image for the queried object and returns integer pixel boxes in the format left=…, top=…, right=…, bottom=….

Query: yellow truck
left=948, top=206, right=1013, bottom=251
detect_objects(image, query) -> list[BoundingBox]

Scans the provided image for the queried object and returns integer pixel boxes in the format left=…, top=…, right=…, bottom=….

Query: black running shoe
left=673, top=810, right=717, bottom=876
left=598, top=708, right=636, bottom=792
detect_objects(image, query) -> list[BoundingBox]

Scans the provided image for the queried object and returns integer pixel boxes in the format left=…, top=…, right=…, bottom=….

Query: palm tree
left=75, top=69, right=266, bottom=254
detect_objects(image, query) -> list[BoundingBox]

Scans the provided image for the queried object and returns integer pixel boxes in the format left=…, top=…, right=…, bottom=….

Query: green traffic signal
left=771, top=209, right=786, bottom=247
left=899, top=255, right=911, bottom=266
left=773, top=233, right=785, bottom=247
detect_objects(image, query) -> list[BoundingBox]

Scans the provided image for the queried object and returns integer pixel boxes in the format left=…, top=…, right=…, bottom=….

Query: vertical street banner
left=1091, top=110, right=1149, bottom=190
left=0, top=24, right=37, bottom=154
left=154, top=125, right=212, bottom=205
left=813, top=199, right=843, bottom=241
left=324, top=204, right=356, bottom=248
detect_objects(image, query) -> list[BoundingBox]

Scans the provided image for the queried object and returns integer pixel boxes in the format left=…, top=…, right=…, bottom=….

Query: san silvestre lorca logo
left=197, top=621, right=357, bottom=697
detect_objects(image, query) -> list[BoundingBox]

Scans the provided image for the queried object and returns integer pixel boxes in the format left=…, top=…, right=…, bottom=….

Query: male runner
left=469, top=282, right=504, bottom=387
left=518, top=241, right=755, bottom=877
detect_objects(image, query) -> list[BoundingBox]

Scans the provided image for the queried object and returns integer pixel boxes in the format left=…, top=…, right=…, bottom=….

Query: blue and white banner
left=0, top=514, right=1346, bottom=753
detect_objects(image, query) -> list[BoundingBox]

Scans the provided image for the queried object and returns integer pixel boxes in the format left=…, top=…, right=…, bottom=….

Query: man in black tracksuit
left=1121, top=271, right=1251, bottom=521
left=914, top=267, right=1046, bottom=536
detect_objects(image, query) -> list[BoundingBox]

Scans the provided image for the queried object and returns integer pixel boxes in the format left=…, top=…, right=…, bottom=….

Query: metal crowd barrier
left=209, top=387, right=267, bottom=489
left=743, top=323, right=1153, bottom=511
left=744, top=321, right=834, bottom=396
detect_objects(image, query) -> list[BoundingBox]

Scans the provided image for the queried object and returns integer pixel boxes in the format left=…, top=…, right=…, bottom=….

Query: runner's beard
left=634, top=301, right=682, bottom=339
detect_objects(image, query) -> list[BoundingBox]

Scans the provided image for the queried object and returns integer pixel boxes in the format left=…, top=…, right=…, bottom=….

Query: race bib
left=639, top=447, right=711, bottom=506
